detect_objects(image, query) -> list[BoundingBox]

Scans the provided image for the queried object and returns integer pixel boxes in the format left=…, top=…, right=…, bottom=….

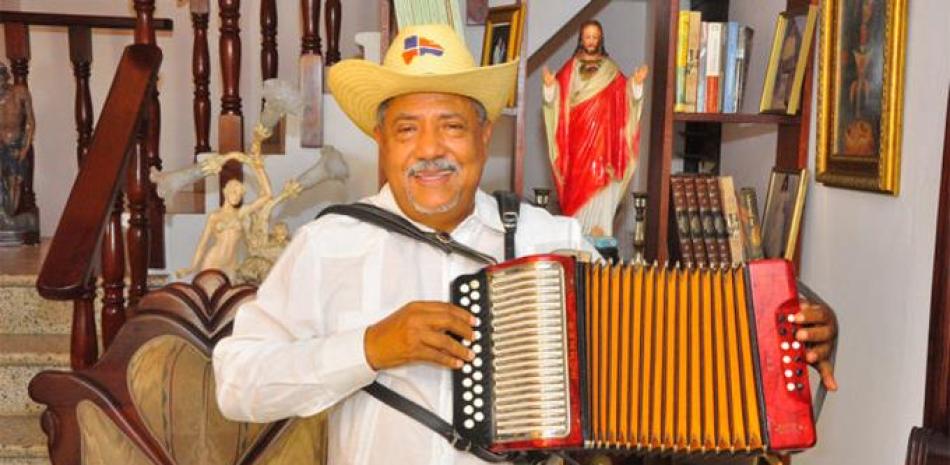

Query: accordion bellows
left=451, top=255, right=816, bottom=458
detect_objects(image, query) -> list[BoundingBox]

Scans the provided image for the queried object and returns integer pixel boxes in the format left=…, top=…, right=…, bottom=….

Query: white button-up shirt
left=213, top=185, right=596, bottom=465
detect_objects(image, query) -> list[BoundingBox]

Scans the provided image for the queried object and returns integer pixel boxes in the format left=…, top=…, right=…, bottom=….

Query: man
left=214, top=24, right=837, bottom=465
left=0, top=62, right=34, bottom=219
left=542, top=20, right=647, bottom=238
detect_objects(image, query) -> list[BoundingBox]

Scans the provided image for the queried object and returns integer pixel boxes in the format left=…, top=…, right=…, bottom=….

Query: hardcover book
left=704, top=22, right=723, bottom=113
left=719, top=176, right=746, bottom=265
left=683, top=176, right=708, bottom=267
left=670, top=176, right=695, bottom=268
left=683, top=11, right=703, bottom=112
left=705, top=175, right=732, bottom=266
left=675, top=11, right=691, bottom=113
left=694, top=176, right=720, bottom=265
left=722, top=22, right=740, bottom=113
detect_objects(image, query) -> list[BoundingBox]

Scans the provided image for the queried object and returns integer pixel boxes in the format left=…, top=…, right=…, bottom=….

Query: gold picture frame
left=760, top=5, right=818, bottom=115
left=481, top=4, right=525, bottom=106
left=761, top=167, right=808, bottom=261
left=816, top=0, right=907, bottom=195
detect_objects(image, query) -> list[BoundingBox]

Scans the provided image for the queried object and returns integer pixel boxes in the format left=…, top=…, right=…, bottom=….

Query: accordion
left=450, top=255, right=816, bottom=457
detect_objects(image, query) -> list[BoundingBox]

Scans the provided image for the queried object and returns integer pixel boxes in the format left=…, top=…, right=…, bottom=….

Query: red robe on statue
left=552, top=57, right=636, bottom=217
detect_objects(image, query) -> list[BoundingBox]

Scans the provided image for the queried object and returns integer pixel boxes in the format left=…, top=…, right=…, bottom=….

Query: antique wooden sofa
left=28, top=271, right=326, bottom=465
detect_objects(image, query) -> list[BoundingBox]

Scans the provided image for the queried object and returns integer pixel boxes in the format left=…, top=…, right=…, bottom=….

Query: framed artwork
left=760, top=5, right=818, bottom=115
left=480, top=4, right=525, bottom=106
left=761, top=168, right=808, bottom=260
left=816, top=0, right=907, bottom=195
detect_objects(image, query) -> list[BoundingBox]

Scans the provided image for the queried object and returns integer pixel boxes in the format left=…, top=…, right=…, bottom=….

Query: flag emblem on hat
left=402, top=35, right=444, bottom=64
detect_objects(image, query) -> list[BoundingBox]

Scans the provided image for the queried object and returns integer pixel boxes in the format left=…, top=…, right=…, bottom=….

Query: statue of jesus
left=542, top=20, right=648, bottom=238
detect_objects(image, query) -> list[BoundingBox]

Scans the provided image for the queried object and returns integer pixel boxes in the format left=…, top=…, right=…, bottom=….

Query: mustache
left=406, top=157, right=460, bottom=177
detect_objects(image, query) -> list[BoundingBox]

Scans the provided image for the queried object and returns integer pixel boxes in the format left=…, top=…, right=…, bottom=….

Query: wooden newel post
left=68, top=26, right=94, bottom=163
left=219, top=0, right=245, bottom=198
left=300, top=0, right=324, bottom=148
left=191, top=0, right=212, bottom=157
left=325, top=0, right=342, bottom=65
left=70, top=279, right=98, bottom=370
left=133, top=0, right=157, bottom=45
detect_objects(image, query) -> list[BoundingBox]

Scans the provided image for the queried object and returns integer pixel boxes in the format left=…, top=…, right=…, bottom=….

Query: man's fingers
left=817, top=360, right=838, bottom=391
left=796, top=325, right=835, bottom=343
left=795, top=303, right=833, bottom=324
left=417, top=346, right=464, bottom=369
left=422, top=332, right=474, bottom=363
left=805, top=341, right=834, bottom=364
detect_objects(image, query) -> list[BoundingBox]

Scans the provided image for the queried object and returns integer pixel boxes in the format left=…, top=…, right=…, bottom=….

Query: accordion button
left=473, top=344, right=482, bottom=354
left=463, top=391, right=473, bottom=401
left=786, top=383, right=796, bottom=391
left=464, top=405, right=474, bottom=415
left=785, top=369, right=794, bottom=378
left=474, top=398, right=484, bottom=408
left=782, top=355, right=792, bottom=364
left=463, top=378, right=473, bottom=388
left=471, top=304, right=481, bottom=314
left=471, top=291, right=481, bottom=300
left=474, top=371, right=483, bottom=381
left=797, top=383, right=805, bottom=390
left=471, top=280, right=480, bottom=289
left=474, top=385, right=484, bottom=394
left=792, top=341, right=802, bottom=350
left=464, top=419, right=475, bottom=429
left=462, top=339, right=471, bottom=347
left=461, top=284, right=470, bottom=293
left=463, top=364, right=472, bottom=373
left=461, top=297, right=471, bottom=306
left=474, top=318, right=482, bottom=327
left=781, top=342, right=790, bottom=350
left=473, top=357, right=483, bottom=368
left=475, top=412, right=485, bottom=422
left=473, top=331, right=482, bottom=340
left=787, top=314, right=796, bottom=323
left=797, top=369, right=805, bottom=377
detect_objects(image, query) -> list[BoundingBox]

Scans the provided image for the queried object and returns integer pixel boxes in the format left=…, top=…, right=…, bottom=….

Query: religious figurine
left=542, top=20, right=648, bottom=238
left=0, top=62, right=38, bottom=246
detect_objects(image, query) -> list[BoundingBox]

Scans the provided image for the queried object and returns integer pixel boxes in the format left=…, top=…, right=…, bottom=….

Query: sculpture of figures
left=542, top=20, right=648, bottom=238
left=0, top=62, right=37, bottom=245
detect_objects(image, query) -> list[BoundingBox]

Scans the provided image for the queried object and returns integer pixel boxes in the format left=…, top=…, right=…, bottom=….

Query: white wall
left=722, top=1, right=950, bottom=464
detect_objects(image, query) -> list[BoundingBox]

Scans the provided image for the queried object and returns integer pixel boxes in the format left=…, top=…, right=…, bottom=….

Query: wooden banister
left=68, top=26, right=94, bottom=163
left=219, top=0, right=244, bottom=194
left=190, top=1, right=212, bottom=156
left=325, top=0, right=342, bottom=65
left=261, top=0, right=278, bottom=80
left=0, top=11, right=172, bottom=30
left=37, top=45, right=162, bottom=301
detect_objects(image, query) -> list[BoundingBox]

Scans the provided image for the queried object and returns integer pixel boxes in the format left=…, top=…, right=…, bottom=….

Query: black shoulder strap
left=492, top=191, right=521, bottom=261
left=316, top=203, right=496, bottom=265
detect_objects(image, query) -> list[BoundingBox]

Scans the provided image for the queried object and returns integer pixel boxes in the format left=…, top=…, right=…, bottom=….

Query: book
left=683, top=176, right=708, bottom=267
left=738, top=187, right=764, bottom=260
left=719, top=176, right=745, bottom=265
left=704, top=22, right=723, bottom=113
left=696, top=22, right=708, bottom=113
left=683, top=11, right=703, bottom=112
left=722, top=22, right=740, bottom=113
left=675, top=11, right=691, bottom=113
left=670, top=176, right=694, bottom=268
left=735, top=26, right=754, bottom=112
left=694, top=176, right=720, bottom=265
left=705, top=176, right=732, bottom=266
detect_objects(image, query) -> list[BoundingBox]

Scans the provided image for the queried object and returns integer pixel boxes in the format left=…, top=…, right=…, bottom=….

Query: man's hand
left=542, top=66, right=556, bottom=88
left=794, top=299, right=839, bottom=391
left=632, top=65, right=649, bottom=85
left=364, top=301, right=476, bottom=371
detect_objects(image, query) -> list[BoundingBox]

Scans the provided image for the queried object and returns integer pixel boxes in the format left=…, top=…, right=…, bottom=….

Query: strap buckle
left=449, top=431, right=472, bottom=452
left=501, top=211, right=519, bottom=230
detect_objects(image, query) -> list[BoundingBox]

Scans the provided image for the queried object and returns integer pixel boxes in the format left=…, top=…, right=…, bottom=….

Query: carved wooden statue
left=0, top=62, right=38, bottom=245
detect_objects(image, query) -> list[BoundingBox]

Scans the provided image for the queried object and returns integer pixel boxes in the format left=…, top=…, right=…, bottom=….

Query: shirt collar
left=366, top=184, right=506, bottom=234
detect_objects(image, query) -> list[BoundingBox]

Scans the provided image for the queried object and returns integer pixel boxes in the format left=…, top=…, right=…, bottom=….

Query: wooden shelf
left=674, top=112, right=800, bottom=125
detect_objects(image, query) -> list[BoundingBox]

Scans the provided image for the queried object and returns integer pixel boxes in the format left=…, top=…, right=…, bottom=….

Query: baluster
left=325, top=0, right=342, bottom=65
left=146, top=88, right=165, bottom=269
left=70, top=279, right=98, bottom=370
left=126, top=110, right=151, bottom=308
left=133, top=0, right=157, bottom=45
left=191, top=1, right=212, bottom=156
left=261, top=0, right=278, bottom=80
left=101, top=192, right=126, bottom=349
left=3, top=22, right=38, bottom=245
left=219, top=0, right=245, bottom=199
left=300, top=0, right=323, bottom=148
left=68, top=26, right=94, bottom=163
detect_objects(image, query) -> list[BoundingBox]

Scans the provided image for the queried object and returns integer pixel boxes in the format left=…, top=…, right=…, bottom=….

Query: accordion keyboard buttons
left=463, top=364, right=472, bottom=373
left=463, top=391, right=473, bottom=401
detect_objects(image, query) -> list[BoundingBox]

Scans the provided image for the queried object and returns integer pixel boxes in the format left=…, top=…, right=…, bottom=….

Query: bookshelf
left=645, top=0, right=817, bottom=264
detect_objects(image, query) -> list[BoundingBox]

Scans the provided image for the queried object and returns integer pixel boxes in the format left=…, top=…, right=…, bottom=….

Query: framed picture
left=480, top=4, right=525, bottom=106
left=760, top=5, right=818, bottom=115
left=816, top=0, right=907, bottom=195
left=761, top=168, right=808, bottom=260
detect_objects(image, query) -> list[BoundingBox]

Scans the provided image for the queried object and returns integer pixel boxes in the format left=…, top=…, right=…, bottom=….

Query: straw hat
left=327, top=24, right=519, bottom=136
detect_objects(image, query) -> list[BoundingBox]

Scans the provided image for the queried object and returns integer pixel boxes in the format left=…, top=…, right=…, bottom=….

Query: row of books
left=674, top=11, right=754, bottom=114
left=668, top=174, right=764, bottom=269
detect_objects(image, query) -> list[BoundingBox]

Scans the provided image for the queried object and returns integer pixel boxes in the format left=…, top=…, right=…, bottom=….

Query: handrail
left=0, top=11, right=173, bottom=30
left=37, top=44, right=162, bottom=301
